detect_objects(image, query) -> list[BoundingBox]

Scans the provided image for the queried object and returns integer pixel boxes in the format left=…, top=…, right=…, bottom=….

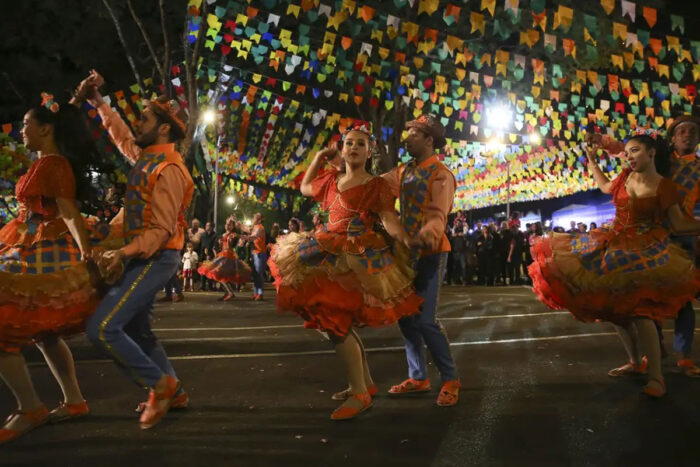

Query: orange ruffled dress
left=269, top=170, right=423, bottom=337
left=198, top=231, right=251, bottom=284
left=0, top=155, right=100, bottom=352
left=529, top=168, right=700, bottom=325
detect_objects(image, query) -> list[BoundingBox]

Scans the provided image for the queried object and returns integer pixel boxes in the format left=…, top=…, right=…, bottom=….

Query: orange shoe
left=388, top=378, right=431, bottom=395
left=677, top=359, right=700, bottom=378
left=222, top=293, right=235, bottom=301
left=136, top=392, right=189, bottom=413
left=331, top=384, right=378, bottom=401
left=436, top=380, right=461, bottom=407
left=48, top=400, right=89, bottom=424
left=642, top=378, right=666, bottom=398
left=139, top=375, right=181, bottom=430
left=607, top=356, right=648, bottom=377
left=330, top=392, right=372, bottom=420
left=0, top=406, right=49, bottom=445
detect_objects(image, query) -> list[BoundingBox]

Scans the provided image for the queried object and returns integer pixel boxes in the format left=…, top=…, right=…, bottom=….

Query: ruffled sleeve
left=609, top=168, right=631, bottom=203
left=40, top=156, right=76, bottom=199
left=372, top=177, right=398, bottom=213
left=657, top=178, right=683, bottom=213
left=311, top=168, right=338, bottom=205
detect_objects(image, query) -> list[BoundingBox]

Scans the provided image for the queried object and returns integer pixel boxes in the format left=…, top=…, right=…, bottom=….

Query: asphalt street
left=1, top=285, right=699, bottom=467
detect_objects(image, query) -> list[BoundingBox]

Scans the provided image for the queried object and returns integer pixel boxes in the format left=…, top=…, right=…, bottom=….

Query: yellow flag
left=470, top=12, right=485, bottom=35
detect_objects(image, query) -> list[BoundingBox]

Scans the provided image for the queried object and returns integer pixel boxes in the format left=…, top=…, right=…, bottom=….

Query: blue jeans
left=252, top=252, right=267, bottom=296
left=87, top=250, right=180, bottom=388
left=164, top=271, right=182, bottom=297
left=398, top=253, right=458, bottom=382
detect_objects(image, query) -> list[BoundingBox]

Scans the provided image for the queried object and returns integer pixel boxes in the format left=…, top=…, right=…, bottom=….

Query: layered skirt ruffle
left=529, top=228, right=700, bottom=325
left=198, top=250, right=252, bottom=284
left=268, top=231, right=422, bottom=337
left=0, top=216, right=110, bottom=352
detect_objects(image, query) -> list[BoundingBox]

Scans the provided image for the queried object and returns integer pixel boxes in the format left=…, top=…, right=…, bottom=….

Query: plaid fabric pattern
left=669, top=157, right=700, bottom=216
left=0, top=236, right=81, bottom=274
left=297, top=236, right=335, bottom=267
left=124, top=151, right=168, bottom=242
left=400, top=160, right=440, bottom=238
left=357, top=247, right=395, bottom=275
left=572, top=228, right=670, bottom=275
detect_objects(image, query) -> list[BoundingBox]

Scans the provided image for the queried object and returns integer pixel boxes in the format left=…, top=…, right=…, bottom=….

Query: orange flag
left=643, top=7, right=657, bottom=28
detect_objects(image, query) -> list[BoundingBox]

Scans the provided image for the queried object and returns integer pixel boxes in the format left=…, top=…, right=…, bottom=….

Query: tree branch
left=2, top=72, right=24, bottom=103
left=102, top=0, right=143, bottom=91
left=159, top=0, right=171, bottom=94
left=182, top=0, right=209, bottom=158
left=126, top=0, right=165, bottom=86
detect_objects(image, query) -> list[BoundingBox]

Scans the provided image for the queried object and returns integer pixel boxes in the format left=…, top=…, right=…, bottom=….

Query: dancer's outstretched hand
left=316, top=146, right=339, bottom=162
left=102, top=249, right=126, bottom=274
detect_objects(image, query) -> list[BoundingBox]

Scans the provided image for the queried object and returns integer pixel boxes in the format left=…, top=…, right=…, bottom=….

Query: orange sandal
left=677, top=359, right=700, bottom=378
left=139, top=375, right=181, bottom=430
left=437, top=380, right=461, bottom=407
left=642, top=378, right=666, bottom=398
left=136, top=392, right=189, bottom=413
left=49, top=401, right=89, bottom=424
left=330, top=392, right=372, bottom=420
left=0, top=406, right=49, bottom=445
left=331, top=384, right=377, bottom=401
left=607, top=356, right=648, bottom=377
left=388, top=378, right=431, bottom=395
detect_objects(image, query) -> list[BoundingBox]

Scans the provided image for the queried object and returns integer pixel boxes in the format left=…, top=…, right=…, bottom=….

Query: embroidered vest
left=669, top=154, right=700, bottom=217
left=123, top=147, right=194, bottom=252
left=399, top=159, right=453, bottom=255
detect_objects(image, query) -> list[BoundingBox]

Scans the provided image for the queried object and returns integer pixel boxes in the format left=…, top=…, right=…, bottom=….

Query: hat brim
left=668, top=115, right=700, bottom=137
left=406, top=121, right=447, bottom=149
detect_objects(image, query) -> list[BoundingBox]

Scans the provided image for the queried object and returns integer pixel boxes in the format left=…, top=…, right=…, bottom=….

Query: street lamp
left=529, top=133, right=541, bottom=145
left=202, top=109, right=221, bottom=232
left=226, top=195, right=235, bottom=205
left=486, top=104, right=513, bottom=130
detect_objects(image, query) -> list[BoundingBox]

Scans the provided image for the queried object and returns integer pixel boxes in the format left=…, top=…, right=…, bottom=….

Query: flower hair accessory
left=41, top=92, right=59, bottom=113
left=630, top=127, right=662, bottom=140
left=341, top=120, right=376, bottom=146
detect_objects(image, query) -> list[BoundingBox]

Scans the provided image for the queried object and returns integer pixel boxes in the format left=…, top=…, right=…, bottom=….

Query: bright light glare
left=202, top=109, right=216, bottom=124
left=485, top=138, right=505, bottom=152
left=226, top=196, right=235, bottom=205
left=245, top=219, right=252, bottom=226
left=486, top=105, right=513, bottom=129
left=529, top=133, right=541, bottom=145
left=545, top=220, right=552, bottom=226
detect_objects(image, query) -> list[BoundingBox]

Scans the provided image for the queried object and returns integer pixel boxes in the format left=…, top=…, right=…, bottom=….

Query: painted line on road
left=153, top=324, right=302, bottom=332
left=49, top=329, right=700, bottom=366
left=151, top=311, right=571, bottom=333
left=441, top=311, right=570, bottom=321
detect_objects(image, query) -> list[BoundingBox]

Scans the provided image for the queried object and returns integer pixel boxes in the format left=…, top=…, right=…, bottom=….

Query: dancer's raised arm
left=586, top=143, right=613, bottom=194
left=300, top=146, right=338, bottom=197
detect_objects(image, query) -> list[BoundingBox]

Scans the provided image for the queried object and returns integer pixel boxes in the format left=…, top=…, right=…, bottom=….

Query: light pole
left=202, top=109, right=220, bottom=232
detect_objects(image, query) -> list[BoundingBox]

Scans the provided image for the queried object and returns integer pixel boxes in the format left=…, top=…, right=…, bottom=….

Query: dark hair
left=288, top=218, right=300, bottom=232
left=626, top=134, right=671, bottom=177
left=154, top=112, right=185, bottom=142
left=30, top=104, right=112, bottom=212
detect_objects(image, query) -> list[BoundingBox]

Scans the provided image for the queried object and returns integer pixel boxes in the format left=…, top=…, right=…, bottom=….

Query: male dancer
left=382, top=114, right=461, bottom=406
left=78, top=71, right=194, bottom=428
left=246, top=213, right=267, bottom=300
left=598, top=114, right=700, bottom=377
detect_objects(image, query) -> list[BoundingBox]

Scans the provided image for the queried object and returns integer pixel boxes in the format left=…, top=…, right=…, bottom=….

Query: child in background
left=182, top=242, right=199, bottom=292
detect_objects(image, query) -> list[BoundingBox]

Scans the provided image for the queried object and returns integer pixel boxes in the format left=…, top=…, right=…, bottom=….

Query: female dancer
left=198, top=216, right=251, bottom=301
left=529, top=133, right=700, bottom=397
left=0, top=102, right=106, bottom=443
left=269, top=122, right=423, bottom=420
